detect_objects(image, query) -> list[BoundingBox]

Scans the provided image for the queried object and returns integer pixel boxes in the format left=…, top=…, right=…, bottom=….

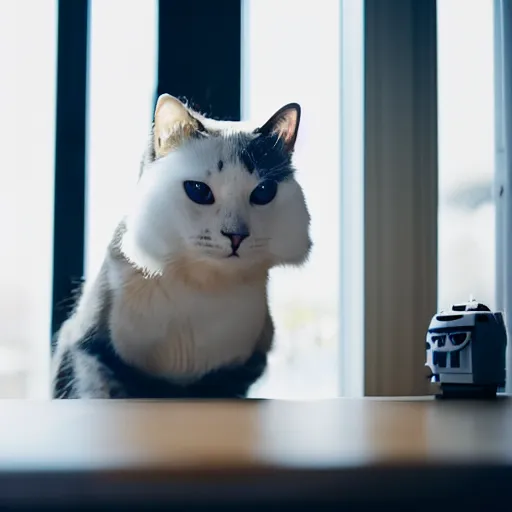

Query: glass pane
left=0, top=0, right=57, bottom=397
left=243, top=0, right=341, bottom=398
left=85, top=0, right=158, bottom=280
left=437, top=0, right=495, bottom=310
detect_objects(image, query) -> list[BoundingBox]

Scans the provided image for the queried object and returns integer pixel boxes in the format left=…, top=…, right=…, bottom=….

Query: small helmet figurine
left=425, top=297, right=507, bottom=399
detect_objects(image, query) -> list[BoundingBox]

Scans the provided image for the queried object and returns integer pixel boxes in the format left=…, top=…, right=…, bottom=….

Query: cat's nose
left=221, top=230, right=250, bottom=252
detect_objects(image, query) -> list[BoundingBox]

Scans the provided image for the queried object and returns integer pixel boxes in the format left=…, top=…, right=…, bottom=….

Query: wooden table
left=1, top=397, right=512, bottom=510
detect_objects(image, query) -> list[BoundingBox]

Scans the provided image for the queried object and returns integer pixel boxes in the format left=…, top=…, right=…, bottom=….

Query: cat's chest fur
left=108, top=262, right=269, bottom=379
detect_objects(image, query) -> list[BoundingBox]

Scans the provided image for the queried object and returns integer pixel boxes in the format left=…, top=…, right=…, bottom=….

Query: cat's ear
left=153, top=94, right=205, bottom=157
left=254, top=103, right=301, bottom=153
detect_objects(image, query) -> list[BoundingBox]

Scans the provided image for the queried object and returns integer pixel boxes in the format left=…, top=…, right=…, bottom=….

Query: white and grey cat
left=52, top=94, right=312, bottom=399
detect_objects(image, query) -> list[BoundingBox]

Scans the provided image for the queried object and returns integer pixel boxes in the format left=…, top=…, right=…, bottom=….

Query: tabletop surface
left=1, top=397, right=512, bottom=509
left=1, top=396, right=512, bottom=471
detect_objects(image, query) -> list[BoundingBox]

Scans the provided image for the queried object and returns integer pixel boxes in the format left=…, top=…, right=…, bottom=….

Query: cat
left=51, top=94, right=312, bottom=399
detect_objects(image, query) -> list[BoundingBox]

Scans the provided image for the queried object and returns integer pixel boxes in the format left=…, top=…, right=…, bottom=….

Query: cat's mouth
left=228, top=251, right=240, bottom=258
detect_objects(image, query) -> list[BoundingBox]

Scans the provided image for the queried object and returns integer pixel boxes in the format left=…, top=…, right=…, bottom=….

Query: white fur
left=122, top=134, right=311, bottom=275
left=109, top=258, right=270, bottom=379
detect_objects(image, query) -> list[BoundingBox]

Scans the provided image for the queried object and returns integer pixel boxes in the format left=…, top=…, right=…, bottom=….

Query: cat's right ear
left=153, top=94, right=204, bottom=157
left=254, top=103, right=301, bottom=153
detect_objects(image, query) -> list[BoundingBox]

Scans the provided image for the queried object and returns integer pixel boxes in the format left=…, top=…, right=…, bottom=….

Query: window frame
left=51, top=0, right=89, bottom=340
left=494, top=0, right=512, bottom=394
left=339, top=0, right=365, bottom=397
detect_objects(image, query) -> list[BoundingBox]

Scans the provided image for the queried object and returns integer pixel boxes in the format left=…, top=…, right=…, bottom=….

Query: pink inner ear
left=277, top=110, right=298, bottom=144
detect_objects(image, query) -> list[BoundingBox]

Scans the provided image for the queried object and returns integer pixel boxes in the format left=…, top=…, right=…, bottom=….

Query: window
left=85, top=0, right=158, bottom=280
left=437, top=0, right=496, bottom=310
left=243, top=0, right=341, bottom=398
left=0, top=0, right=56, bottom=398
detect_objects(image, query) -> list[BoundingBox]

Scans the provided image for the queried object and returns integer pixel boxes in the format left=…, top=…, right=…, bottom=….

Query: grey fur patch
left=53, top=342, right=126, bottom=399
left=231, top=132, right=295, bottom=183
left=52, top=333, right=268, bottom=399
left=52, top=349, right=77, bottom=399
left=77, top=350, right=118, bottom=398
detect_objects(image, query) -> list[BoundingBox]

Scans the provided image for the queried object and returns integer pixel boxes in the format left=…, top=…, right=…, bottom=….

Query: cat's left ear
left=254, top=103, right=301, bottom=153
left=153, top=93, right=205, bottom=157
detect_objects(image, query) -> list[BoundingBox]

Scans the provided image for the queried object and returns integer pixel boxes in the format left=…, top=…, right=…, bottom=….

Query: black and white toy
left=425, top=299, right=507, bottom=399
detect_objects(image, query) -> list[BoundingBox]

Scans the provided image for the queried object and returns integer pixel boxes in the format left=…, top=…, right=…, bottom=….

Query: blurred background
left=0, top=0, right=496, bottom=398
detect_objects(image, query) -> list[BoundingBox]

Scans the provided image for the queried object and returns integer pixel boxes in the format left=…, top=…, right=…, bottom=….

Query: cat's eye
left=183, top=181, right=215, bottom=205
left=250, top=180, right=278, bottom=206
